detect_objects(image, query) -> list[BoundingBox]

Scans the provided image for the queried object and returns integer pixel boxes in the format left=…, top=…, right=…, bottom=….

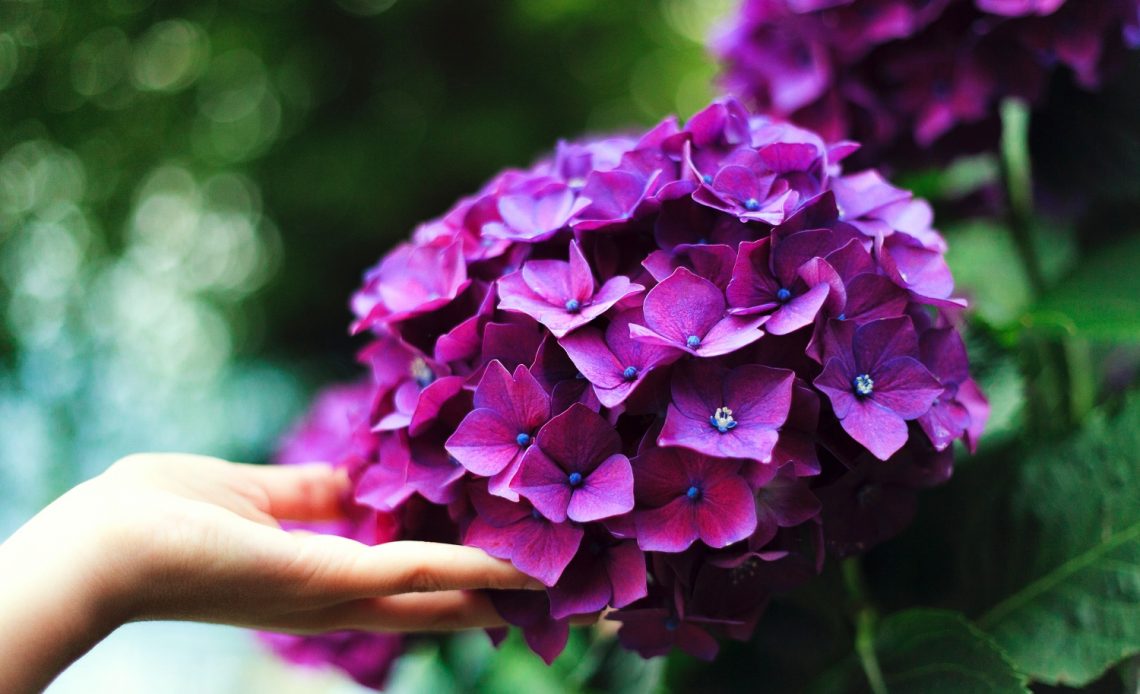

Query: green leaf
left=1027, top=234, right=1140, bottom=341
left=977, top=396, right=1140, bottom=686
left=813, top=609, right=1028, bottom=694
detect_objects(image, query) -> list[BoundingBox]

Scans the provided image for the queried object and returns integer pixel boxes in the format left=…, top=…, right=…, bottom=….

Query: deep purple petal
left=568, top=453, right=635, bottom=522
left=870, top=356, right=942, bottom=419
left=841, top=399, right=911, bottom=460
left=513, top=446, right=574, bottom=522
left=445, top=408, right=521, bottom=477
left=641, top=267, right=726, bottom=344
left=636, top=496, right=700, bottom=552
left=464, top=514, right=583, bottom=587
left=697, top=476, right=758, bottom=548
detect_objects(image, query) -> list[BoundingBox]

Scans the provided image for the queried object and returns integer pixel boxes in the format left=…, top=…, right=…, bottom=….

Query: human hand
left=0, top=453, right=541, bottom=692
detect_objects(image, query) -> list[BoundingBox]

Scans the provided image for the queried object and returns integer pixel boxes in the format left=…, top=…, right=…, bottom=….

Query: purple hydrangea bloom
left=270, top=97, right=985, bottom=675
left=632, top=446, right=758, bottom=552
left=512, top=403, right=635, bottom=523
left=629, top=267, right=768, bottom=357
left=814, top=317, right=944, bottom=459
left=660, top=360, right=794, bottom=463
left=445, top=359, right=550, bottom=498
left=497, top=240, right=643, bottom=337
left=714, top=0, right=1140, bottom=159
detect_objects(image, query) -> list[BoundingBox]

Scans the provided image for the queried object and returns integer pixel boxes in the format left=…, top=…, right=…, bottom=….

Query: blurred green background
left=0, top=0, right=727, bottom=691
left=4, top=0, right=1140, bottom=692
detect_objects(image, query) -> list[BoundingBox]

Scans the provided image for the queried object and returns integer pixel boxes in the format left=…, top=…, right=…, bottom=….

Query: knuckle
left=401, top=561, right=445, bottom=593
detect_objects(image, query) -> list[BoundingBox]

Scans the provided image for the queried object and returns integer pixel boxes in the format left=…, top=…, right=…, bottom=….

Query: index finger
left=292, top=537, right=546, bottom=599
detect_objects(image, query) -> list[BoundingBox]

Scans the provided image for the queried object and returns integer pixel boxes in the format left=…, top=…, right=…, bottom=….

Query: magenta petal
left=464, top=515, right=583, bottom=587
left=642, top=267, right=725, bottom=344
left=568, top=453, right=634, bottom=522
left=853, top=316, right=919, bottom=374
left=560, top=327, right=625, bottom=389
left=725, top=365, right=795, bottom=431
left=764, top=282, right=830, bottom=335
left=636, top=497, right=699, bottom=552
left=548, top=552, right=613, bottom=620
left=842, top=399, right=910, bottom=460
left=408, top=375, right=466, bottom=437
left=871, top=357, right=943, bottom=419
left=697, top=476, right=757, bottom=548
left=814, top=357, right=857, bottom=419
left=606, top=541, right=649, bottom=608
left=445, top=408, right=522, bottom=477
left=473, top=361, right=550, bottom=432
left=513, top=446, right=574, bottom=522
left=695, top=314, right=768, bottom=356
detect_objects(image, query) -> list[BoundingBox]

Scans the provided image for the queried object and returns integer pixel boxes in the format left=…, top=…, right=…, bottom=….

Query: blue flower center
left=531, top=508, right=543, bottom=520
left=776, top=287, right=792, bottom=303
left=853, top=373, right=874, bottom=398
left=686, top=335, right=701, bottom=349
left=664, top=616, right=680, bottom=631
left=564, top=298, right=581, bottom=313
left=622, top=365, right=639, bottom=381
left=567, top=471, right=583, bottom=487
left=744, top=198, right=761, bottom=211
left=701, top=174, right=713, bottom=184
left=686, top=485, right=702, bottom=501
left=836, top=312, right=847, bottom=321
left=709, top=406, right=738, bottom=433
left=409, top=357, right=435, bottom=388
left=516, top=432, right=531, bottom=446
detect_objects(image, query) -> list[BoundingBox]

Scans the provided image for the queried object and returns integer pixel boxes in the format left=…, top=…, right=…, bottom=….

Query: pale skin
left=0, top=453, right=546, bottom=694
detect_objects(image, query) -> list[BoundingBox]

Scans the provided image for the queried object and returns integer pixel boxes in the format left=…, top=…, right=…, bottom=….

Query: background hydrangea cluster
left=714, top=0, right=1140, bottom=160
left=265, top=97, right=987, bottom=684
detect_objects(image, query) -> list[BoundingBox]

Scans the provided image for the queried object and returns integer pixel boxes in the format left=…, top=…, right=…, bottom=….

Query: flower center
left=776, top=287, right=792, bottom=303
left=853, top=373, right=874, bottom=398
left=622, top=365, right=639, bottom=381
left=836, top=312, right=846, bottom=321
left=664, top=616, right=680, bottom=631
left=516, top=432, right=531, bottom=446
left=686, top=335, right=701, bottom=349
left=686, top=485, right=702, bottom=501
left=701, top=174, right=713, bottom=184
left=531, top=508, right=544, bottom=520
left=409, top=357, right=435, bottom=388
left=567, top=471, right=584, bottom=488
left=564, top=298, right=581, bottom=313
left=744, top=197, right=761, bottom=212
left=709, top=406, right=738, bottom=433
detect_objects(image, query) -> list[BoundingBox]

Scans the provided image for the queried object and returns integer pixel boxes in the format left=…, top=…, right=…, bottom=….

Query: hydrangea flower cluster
left=714, top=0, right=1140, bottom=158
left=267, top=98, right=987, bottom=682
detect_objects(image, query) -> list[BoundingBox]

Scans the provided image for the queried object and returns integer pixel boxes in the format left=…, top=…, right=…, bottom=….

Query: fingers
left=289, top=536, right=545, bottom=599
left=236, top=463, right=350, bottom=522
left=290, top=590, right=508, bottom=633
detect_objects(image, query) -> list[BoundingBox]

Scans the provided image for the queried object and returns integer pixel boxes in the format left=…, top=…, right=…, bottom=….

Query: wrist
left=0, top=482, right=134, bottom=692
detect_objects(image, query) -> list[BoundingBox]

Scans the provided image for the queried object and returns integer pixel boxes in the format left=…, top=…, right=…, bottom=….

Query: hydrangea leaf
left=1026, top=234, right=1140, bottom=342
left=976, top=395, right=1140, bottom=686
left=813, top=609, right=1028, bottom=694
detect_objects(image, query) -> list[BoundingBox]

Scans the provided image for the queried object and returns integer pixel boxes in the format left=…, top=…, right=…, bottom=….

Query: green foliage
left=1028, top=234, right=1140, bottom=342
left=812, top=610, right=1028, bottom=694
left=976, top=396, right=1140, bottom=686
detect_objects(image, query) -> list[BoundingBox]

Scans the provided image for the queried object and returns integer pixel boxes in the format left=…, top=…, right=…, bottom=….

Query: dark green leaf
left=813, top=609, right=1028, bottom=694
left=977, top=396, right=1140, bottom=685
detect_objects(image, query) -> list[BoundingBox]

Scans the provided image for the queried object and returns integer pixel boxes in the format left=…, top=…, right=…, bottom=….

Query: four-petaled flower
left=512, top=403, right=635, bottom=523
left=660, top=360, right=795, bottom=463
left=632, top=446, right=758, bottom=552
left=445, top=360, right=550, bottom=498
left=497, top=240, right=643, bottom=337
left=630, top=267, right=767, bottom=357
left=814, top=317, right=944, bottom=460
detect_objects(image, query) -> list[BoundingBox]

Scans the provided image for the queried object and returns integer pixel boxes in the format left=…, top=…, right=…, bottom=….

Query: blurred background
left=0, top=0, right=727, bottom=691
left=3, top=0, right=1140, bottom=692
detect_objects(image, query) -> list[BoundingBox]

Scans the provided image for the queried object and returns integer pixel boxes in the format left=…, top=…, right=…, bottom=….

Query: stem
left=843, top=558, right=888, bottom=694
left=1000, top=98, right=1047, bottom=296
